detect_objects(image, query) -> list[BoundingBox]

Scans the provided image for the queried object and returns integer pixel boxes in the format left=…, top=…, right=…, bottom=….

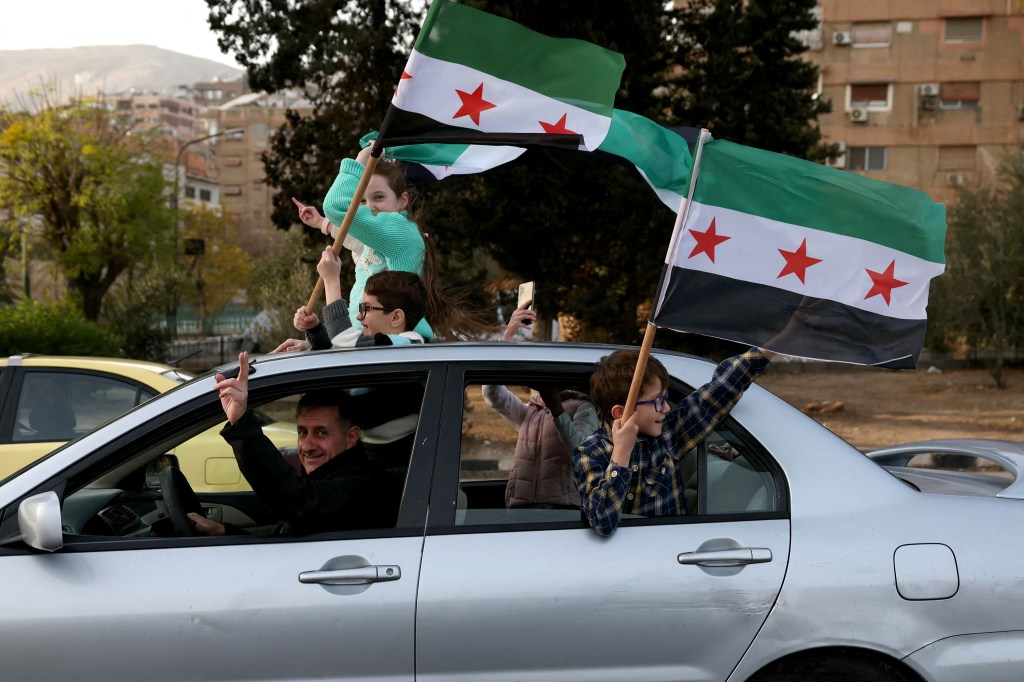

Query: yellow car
left=0, top=355, right=295, bottom=491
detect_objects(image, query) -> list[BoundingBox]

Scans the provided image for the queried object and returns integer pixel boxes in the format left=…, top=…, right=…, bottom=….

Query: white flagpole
left=652, top=128, right=711, bottom=320
left=622, top=129, right=711, bottom=422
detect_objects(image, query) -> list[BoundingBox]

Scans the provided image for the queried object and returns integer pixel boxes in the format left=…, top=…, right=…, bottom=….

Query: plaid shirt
left=572, top=349, right=769, bottom=536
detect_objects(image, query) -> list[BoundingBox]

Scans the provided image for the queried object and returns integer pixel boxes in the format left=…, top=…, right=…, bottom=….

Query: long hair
left=373, top=161, right=496, bottom=340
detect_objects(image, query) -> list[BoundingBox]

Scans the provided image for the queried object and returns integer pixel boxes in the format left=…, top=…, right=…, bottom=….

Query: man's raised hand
left=214, top=351, right=250, bottom=425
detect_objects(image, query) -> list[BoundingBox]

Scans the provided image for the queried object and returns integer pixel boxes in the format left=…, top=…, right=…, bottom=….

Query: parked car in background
left=868, top=438, right=1021, bottom=497
left=2, top=344, right=1024, bottom=681
left=0, top=355, right=293, bottom=491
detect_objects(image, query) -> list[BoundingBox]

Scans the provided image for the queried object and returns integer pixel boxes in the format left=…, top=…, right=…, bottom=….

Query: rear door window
left=13, top=371, right=155, bottom=442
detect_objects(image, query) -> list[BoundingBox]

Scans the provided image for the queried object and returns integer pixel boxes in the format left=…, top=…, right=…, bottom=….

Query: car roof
left=1, top=355, right=190, bottom=390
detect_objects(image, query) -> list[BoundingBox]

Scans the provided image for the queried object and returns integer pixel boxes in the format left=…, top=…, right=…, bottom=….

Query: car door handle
left=677, top=548, right=772, bottom=567
left=298, top=565, right=402, bottom=585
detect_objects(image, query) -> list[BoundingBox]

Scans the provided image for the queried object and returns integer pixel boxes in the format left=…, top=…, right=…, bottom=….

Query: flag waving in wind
left=377, top=0, right=625, bottom=151
left=383, top=109, right=696, bottom=213
left=652, top=134, right=947, bottom=369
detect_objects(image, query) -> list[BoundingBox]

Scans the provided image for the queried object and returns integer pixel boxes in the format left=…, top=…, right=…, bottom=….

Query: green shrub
left=0, top=300, right=121, bottom=356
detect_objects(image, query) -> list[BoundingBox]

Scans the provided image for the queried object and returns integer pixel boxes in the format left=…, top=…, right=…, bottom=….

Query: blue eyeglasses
left=635, top=393, right=670, bottom=411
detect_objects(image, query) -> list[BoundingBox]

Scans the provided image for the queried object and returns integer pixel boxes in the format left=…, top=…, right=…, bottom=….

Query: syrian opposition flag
left=652, top=133, right=947, bottom=369
left=384, top=109, right=695, bottom=212
left=376, top=0, right=625, bottom=152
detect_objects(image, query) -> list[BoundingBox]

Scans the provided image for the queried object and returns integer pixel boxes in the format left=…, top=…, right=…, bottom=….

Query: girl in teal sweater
left=292, top=144, right=489, bottom=343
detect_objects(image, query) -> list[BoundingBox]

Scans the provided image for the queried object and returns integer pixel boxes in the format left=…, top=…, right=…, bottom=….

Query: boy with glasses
left=573, top=346, right=775, bottom=536
left=295, top=256, right=429, bottom=348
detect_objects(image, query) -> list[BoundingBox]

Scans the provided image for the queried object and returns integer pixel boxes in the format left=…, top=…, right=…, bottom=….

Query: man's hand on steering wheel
left=188, top=512, right=225, bottom=536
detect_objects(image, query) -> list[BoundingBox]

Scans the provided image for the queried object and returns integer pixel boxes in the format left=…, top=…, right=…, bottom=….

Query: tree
left=665, top=0, right=832, bottom=160
left=206, top=0, right=423, bottom=231
left=930, top=149, right=1024, bottom=388
left=0, top=95, right=173, bottom=320
left=179, top=207, right=254, bottom=331
left=427, top=0, right=683, bottom=342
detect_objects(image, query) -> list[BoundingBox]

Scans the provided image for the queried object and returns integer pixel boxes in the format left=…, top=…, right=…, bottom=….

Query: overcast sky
left=0, top=0, right=238, bottom=67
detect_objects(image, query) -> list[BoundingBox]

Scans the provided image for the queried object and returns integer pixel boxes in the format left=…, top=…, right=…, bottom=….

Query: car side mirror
left=18, top=491, right=63, bottom=552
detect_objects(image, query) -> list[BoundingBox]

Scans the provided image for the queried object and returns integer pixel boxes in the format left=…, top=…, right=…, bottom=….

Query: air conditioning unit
left=948, top=173, right=964, bottom=187
left=826, top=141, right=848, bottom=168
left=848, top=106, right=869, bottom=123
left=919, top=83, right=940, bottom=97
left=833, top=31, right=852, bottom=45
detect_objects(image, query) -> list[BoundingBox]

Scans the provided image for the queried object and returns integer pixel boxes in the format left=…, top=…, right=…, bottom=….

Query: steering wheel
left=159, top=465, right=204, bottom=537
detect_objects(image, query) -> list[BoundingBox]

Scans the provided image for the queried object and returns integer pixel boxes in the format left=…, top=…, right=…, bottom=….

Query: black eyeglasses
left=635, top=393, right=670, bottom=411
left=357, top=303, right=392, bottom=316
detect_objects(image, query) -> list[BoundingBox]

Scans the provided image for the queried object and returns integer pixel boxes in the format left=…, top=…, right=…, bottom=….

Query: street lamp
left=171, top=127, right=244, bottom=244
left=169, top=127, right=243, bottom=335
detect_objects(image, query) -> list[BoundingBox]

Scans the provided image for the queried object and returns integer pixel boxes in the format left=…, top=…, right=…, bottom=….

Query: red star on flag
left=394, top=70, right=413, bottom=98
left=539, top=113, right=577, bottom=135
left=777, top=238, right=823, bottom=284
left=864, top=259, right=909, bottom=305
left=453, top=83, right=497, bottom=126
left=687, top=217, right=731, bottom=263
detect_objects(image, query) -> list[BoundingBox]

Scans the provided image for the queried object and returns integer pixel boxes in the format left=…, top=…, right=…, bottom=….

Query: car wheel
left=750, top=650, right=913, bottom=682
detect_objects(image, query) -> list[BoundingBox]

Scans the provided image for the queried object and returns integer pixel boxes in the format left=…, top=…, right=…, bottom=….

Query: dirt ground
left=464, top=365, right=1024, bottom=455
left=758, top=363, right=1024, bottom=450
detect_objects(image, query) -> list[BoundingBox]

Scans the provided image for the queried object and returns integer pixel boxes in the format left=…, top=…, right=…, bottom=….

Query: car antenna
left=167, top=349, right=202, bottom=367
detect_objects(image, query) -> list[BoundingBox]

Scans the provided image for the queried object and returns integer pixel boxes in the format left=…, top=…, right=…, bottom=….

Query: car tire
left=750, top=650, right=913, bottom=682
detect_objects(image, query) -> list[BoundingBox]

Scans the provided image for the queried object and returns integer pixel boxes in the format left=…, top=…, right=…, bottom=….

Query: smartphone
left=517, top=281, right=536, bottom=325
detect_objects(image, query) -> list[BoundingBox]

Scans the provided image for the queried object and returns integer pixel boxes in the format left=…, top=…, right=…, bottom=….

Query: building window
left=199, top=189, right=212, bottom=202
left=250, top=123, right=267, bottom=138
left=944, top=17, right=983, bottom=44
left=184, top=186, right=196, bottom=199
left=849, top=83, right=890, bottom=109
left=849, top=147, right=886, bottom=171
left=938, top=146, right=976, bottom=171
left=939, top=82, right=980, bottom=109
left=223, top=185, right=242, bottom=196
left=852, top=22, right=892, bottom=47
left=792, top=4, right=823, bottom=50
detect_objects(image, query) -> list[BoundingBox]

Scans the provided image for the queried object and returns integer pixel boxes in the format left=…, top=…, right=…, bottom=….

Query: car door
left=414, top=363, right=790, bottom=682
left=0, top=366, right=157, bottom=480
left=0, top=361, right=441, bottom=682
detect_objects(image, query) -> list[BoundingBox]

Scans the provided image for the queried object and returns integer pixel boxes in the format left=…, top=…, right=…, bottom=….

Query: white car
left=2, top=343, right=1023, bottom=682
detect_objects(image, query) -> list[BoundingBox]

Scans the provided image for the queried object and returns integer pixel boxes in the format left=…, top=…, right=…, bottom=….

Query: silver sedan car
left=1, top=343, right=1023, bottom=682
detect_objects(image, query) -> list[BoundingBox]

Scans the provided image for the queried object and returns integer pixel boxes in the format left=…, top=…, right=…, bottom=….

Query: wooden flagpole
left=621, top=322, right=658, bottom=421
left=304, top=144, right=384, bottom=312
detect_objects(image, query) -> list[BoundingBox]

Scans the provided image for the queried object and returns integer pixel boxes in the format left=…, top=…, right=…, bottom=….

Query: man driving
left=189, top=351, right=399, bottom=535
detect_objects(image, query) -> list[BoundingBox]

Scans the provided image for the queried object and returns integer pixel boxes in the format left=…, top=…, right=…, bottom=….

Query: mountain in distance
left=0, top=45, right=244, bottom=105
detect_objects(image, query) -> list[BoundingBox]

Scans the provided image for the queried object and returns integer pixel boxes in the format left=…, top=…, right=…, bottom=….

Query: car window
left=13, top=371, right=155, bottom=442
left=57, top=371, right=430, bottom=543
left=700, top=425, right=780, bottom=515
left=458, top=380, right=592, bottom=527
left=452, top=371, right=785, bottom=531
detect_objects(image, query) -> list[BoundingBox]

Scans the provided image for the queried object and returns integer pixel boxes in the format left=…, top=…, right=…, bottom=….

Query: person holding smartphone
left=482, top=299, right=600, bottom=509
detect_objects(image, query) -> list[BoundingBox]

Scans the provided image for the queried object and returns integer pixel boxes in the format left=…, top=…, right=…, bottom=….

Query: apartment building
left=809, top=0, right=1024, bottom=203
left=113, top=93, right=204, bottom=141
left=211, top=91, right=313, bottom=256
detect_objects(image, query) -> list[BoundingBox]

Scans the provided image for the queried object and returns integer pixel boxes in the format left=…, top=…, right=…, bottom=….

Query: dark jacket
left=220, top=410, right=399, bottom=534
